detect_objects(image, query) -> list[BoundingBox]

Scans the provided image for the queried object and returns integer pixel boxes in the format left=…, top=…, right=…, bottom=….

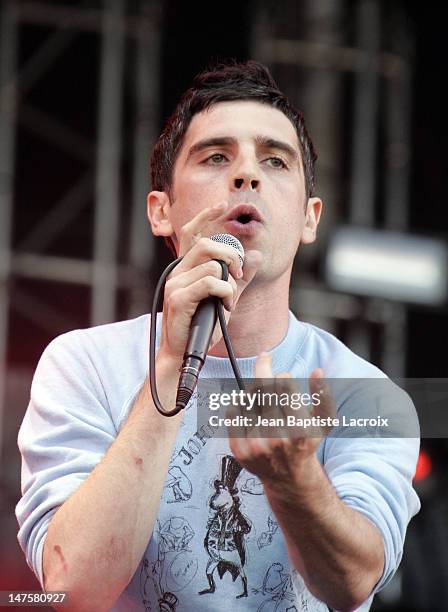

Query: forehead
left=179, top=100, right=300, bottom=155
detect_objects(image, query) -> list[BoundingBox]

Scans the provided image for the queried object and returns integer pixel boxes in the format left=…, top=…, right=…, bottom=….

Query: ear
left=301, top=197, right=322, bottom=245
left=147, top=191, right=174, bottom=237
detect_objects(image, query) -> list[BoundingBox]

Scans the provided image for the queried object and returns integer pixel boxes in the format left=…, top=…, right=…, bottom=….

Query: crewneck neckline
left=200, top=311, right=308, bottom=378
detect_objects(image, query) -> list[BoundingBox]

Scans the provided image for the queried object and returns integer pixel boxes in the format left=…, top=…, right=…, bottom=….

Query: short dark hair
left=150, top=60, right=317, bottom=198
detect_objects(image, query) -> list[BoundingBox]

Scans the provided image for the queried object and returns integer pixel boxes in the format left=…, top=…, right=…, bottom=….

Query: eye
left=204, top=153, right=227, bottom=165
left=265, top=156, right=287, bottom=169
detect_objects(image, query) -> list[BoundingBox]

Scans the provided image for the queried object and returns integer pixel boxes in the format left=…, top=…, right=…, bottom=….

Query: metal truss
left=0, top=0, right=162, bottom=472
left=251, top=0, right=413, bottom=377
left=0, top=0, right=414, bottom=473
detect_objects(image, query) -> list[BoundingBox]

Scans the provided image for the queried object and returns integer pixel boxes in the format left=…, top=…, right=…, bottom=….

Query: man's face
left=149, top=100, right=321, bottom=282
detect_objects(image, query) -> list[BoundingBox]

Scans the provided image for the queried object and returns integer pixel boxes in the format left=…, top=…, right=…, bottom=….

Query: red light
left=414, top=450, right=432, bottom=482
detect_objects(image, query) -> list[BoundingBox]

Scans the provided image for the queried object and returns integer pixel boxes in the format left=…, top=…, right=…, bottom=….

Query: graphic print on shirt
left=252, top=562, right=297, bottom=612
left=241, top=475, right=265, bottom=496
left=198, top=454, right=252, bottom=598
left=253, top=563, right=330, bottom=611
left=140, top=516, right=198, bottom=611
left=257, top=515, right=279, bottom=550
left=164, top=466, right=193, bottom=503
left=290, top=570, right=330, bottom=612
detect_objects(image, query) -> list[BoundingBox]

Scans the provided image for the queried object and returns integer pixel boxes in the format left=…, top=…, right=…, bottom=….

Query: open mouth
left=223, top=204, right=263, bottom=236
left=225, top=204, right=263, bottom=224
left=236, top=213, right=253, bottom=224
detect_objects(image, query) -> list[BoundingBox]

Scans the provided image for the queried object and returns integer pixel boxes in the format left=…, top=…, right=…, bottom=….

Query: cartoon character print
left=140, top=543, right=175, bottom=612
left=157, top=592, right=178, bottom=612
left=199, top=455, right=252, bottom=598
left=253, top=563, right=330, bottom=611
left=140, top=517, right=197, bottom=611
left=252, top=562, right=297, bottom=611
left=164, top=466, right=193, bottom=503
left=257, top=515, right=279, bottom=549
left=241, top=475, right=265, bottom=496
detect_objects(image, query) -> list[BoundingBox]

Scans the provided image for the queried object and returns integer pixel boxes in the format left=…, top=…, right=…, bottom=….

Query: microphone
left=175, top=234, right=245, bottom=411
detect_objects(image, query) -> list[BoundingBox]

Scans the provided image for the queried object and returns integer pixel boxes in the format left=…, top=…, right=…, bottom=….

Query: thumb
left=233, top=249, right=263, bottom=307
left=239, top=249, right=262, bottom=289
left=254, top=351, right=273, bottom=378
left=309, top=369, right=337, bottom=435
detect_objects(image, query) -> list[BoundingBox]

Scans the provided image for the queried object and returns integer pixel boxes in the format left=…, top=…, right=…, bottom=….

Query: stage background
left=1, top=1, right=447, bottom=610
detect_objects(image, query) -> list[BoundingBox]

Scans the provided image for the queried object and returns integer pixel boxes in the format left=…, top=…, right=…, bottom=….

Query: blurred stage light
left=413, top=450, right=432, bottom=482
left=325, top=227, right=448, bottom=305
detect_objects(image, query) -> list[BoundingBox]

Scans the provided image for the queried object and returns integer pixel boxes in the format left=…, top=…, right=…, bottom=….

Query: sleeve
left=323, top=379, right=421, bottom=595
left=15, top=331, right=117, bottom=587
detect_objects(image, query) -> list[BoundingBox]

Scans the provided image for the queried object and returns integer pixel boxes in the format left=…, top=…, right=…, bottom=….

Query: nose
left=234, top=176, right=259, bottom=190
left=230, top=154, right=261, bottom=192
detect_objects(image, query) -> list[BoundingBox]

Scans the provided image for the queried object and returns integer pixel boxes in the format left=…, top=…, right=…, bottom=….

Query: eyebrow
left=186, top=137, right=234, bottom=160
left=254, top=136, right=299, bottom=162
left=186, top=135, right=299, bottom=163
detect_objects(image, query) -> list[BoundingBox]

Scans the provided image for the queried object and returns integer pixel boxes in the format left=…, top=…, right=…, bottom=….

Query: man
left=17, top=61, right=420, bottom=611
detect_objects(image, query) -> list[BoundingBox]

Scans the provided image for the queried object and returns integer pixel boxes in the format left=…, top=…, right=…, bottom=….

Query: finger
left=271, top=374, right=305, bottom=441
left=166, top=261, right=238, bottom=310
left=228, top=249, right=263, bottom=314
left=178, top=202, right=229, bottom=255
left=309, top=368, right=337, bottom=435
left=169, top=276, right=236, bottom=313
left=176, top=237, right=243, bottom=281
left=273, top=372, right=298, bottom=412
left=254, top=351, right=273, bottom=379
left=166, top=259, right=222, bottom=286
left=273, top=372, right=298, bottom=399
left=239, top=435, right=271, bottom=458
left=251, top=354, right=274, bottom=426
left=238, top=249, right=262, bottom=287
left=311, top=367, right=324, bottom=380
left=228, top=434, right=246, bottom=462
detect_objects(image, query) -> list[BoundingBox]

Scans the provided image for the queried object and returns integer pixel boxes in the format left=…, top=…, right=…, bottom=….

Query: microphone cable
left=149, top=256, right=246, bottom=417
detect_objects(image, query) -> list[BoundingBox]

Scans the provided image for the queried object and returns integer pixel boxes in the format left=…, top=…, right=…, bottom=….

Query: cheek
left=174, top=173, right=225, bottom=215
left=169, top=175, right=226, bottom=240
left=276, top=185, right=305, bottom=229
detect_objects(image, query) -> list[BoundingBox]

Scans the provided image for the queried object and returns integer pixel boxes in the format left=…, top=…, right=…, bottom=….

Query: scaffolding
left=252, top=0, right=413, bottom=377
left=0, top=0, right=162, bottom=475
left=0, top=0, right=414, bottom=478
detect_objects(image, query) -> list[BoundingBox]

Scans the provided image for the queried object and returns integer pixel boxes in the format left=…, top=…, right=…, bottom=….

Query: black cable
left=149, top=257, right=182, bottom=417
left=217, top=263, right=246, bottom=392
left=149, top=257, right=246, bottom=417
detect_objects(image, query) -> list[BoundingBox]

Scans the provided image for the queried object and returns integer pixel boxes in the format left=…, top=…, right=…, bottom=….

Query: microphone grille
left=210, top=233, right=245, bottom=266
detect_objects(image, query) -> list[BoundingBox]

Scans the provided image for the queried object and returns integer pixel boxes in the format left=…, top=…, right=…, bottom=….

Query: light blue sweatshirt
left=16, top=312, right=420, bottom=611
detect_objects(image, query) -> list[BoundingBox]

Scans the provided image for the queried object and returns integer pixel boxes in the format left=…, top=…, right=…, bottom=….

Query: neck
left=209, top=273, right=290, bottom=358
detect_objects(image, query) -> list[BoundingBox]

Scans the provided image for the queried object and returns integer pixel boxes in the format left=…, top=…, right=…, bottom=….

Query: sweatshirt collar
left=200, top=311, right=307, bottom=378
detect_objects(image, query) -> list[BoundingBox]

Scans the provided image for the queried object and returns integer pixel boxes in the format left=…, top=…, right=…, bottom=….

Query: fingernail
left=212, top=202, right=226, bottom=211
left=237, top=269, right=243, bottom=279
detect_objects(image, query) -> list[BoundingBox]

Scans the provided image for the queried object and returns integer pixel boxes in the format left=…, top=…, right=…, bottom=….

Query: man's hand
left=227, top=353, right=384, bottom=611
left=228, top=352, right=336, bottom=489
left=159, top=202, right=261, bottom=363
